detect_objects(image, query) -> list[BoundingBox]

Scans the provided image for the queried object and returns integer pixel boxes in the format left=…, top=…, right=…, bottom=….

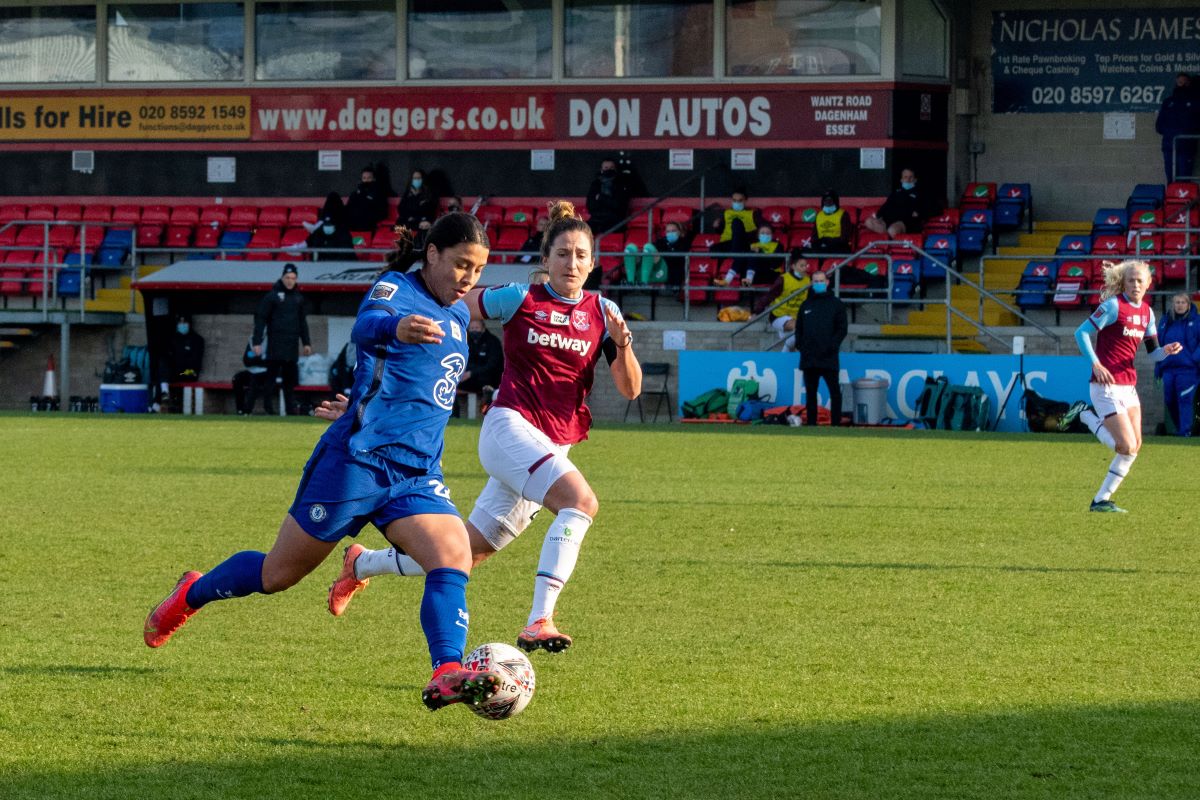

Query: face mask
left=322, top=224, right=335, bottom=236
left=822, top=205, right=837, bottom=215
left=664, top=231, right=680, bottom=244
left=411, top=178, right=423, bottom=190
left=901, top=181, right=915, bottom=191
left=601, top=168, right=616, bottom=177
left=811, top=282, right=828, bottom=294
left=758, top=233, right=772, bottom=245
left=176, top=323, right=189, bottom=335
left=448, top=205, right=461, bottom=213
left=468, top=331, right=482, bottom=343
left=732, top=201, right=745, bottom=212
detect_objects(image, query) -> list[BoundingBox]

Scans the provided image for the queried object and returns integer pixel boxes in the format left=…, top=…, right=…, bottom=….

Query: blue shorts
left=289, top=441, right=459, bottom=542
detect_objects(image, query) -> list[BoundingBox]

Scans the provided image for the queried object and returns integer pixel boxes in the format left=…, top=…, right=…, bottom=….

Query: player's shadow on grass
left=4, top=700, right=1198, bottom=799
left=755, top=559, right=1192, bottom=576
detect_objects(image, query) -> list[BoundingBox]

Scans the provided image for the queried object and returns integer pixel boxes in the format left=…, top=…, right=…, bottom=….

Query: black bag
left=243, top=339, right=267, bottom=369
left=327, top=342, right=356, bottom=396
left=102, top=359, right=142, bottom=385
left=1023, top=388, right=1072, bottom=433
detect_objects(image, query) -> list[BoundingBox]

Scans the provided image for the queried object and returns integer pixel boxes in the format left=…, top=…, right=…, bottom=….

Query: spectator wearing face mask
left=813, top=190, right=852, bottom=253
left=253, top=264, right=312, bottom=415
left=445, top=195, right=465, bottom=215
left=864, top=169, right=929, bottom=237
left=755, top=255, right=812, bottom=352
left=396, top=169, right=438, bottom=232
left=794, top=270, right=848, bottom=426
left=301, top=211, right=357, bottom=261
left=585, top=158, right=632, bottom=235
left=344, top=165, right=389, bottom=232
left=653, top=221, right=692, bottom=287
left=519, top=216, right=549, bottom=264
left=720, top=222, right=780, bottom=287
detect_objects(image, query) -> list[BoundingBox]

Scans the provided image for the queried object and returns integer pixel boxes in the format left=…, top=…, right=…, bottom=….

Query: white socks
left=528, top=508, right=592, bottom=626
left=354, top=547, right=424, bottom=579
left=1081, top=409, right=1117, bottom=451
left=1095, top=452, right=1136, bottom=503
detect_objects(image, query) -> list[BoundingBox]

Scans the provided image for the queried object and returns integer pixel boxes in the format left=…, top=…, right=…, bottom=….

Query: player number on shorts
left=427, top=479, right=451, bottom=499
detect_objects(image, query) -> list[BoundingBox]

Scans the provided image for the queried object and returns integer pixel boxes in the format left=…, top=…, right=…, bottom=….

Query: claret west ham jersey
left=481, top=282, right=622, bottom=445
left=1087, top=293, right=1156, bottom=386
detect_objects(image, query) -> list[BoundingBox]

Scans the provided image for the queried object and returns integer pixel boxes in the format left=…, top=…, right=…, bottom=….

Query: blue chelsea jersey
left=321, top=270, right=470, bottom=471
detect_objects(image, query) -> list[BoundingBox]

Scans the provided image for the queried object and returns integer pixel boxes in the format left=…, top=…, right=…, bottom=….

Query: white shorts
left=468, top=406, right=577, bottom=551
left=1090, top=383, right=1140, bottom=418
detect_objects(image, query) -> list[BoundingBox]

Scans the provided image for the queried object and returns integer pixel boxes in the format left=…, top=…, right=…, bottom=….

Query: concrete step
left=1034, top=220, right=1091, bottom=233
left=86, top=288, right=142, bottom=314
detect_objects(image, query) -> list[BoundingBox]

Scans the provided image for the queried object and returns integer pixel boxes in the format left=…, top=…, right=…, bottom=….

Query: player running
left=327, top=200, right=643, bottom=654
left=144, top=215, right=502, bottom=712
left=1073, top=260, right=1182, bottom=513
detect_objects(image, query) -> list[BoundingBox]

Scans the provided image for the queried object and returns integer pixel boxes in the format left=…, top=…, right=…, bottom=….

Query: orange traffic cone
left=42, top=354, right=58, bottom=399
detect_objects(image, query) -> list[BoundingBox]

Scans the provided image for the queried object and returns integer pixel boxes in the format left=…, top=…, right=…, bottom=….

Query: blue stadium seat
left=994, top=183, right=1030, bottom=230
left=891, top=259, right=920, bottom=299
left=1127, top=183, right=1165, bottom=216
left=98, top=247, right=128, bottom=266
left=56, top=267, right=84, bottom=296
left=957, top=209, right=992, bottom=257
left=1091, top=208, right=1127, bottom=237
left=1015, top=260, right=1054, bottom=309
left=1055, top=234, right=1091, bottom=256
left=921, top=234, right=957, bottom=281
left=62, top=252, right=94, bottom=266
left=101, top=228, right=133, bottom=248
left=218, top=230, right=252, bottom=256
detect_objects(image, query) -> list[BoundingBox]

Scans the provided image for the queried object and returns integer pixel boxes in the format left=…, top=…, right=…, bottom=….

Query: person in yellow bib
left=755, top=255, right=812, bottom=351
left=813, top=190, right=852, bottom=254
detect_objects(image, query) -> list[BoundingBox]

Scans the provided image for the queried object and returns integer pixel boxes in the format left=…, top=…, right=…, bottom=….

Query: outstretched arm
left=603, top=303, right=641, bottom=400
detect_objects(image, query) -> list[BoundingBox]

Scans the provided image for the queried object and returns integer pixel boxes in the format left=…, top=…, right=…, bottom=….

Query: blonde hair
left=1098, top=259, right=1150, bottom=302
left=539, top=200, right=594, bottom=261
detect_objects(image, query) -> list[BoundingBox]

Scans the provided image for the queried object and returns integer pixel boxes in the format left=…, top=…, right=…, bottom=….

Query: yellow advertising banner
left=0, top=95, right=251, bottom=141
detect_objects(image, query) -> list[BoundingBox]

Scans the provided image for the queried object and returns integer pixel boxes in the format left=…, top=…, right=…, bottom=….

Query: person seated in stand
left=720, top=223, right=781, bottom=288
left=710, top=189, right=761, bottom=285
left=396, top=169, right=438, bottom=233
left=518, top=216, right=549, bottom=264
left=813, top=189, right=853, bottom=254
left=455, top=319, right=504, bottom=416
left=233, top=334, right=271, bottom=416
left=298, top=213, right=357, bottom=261
left=156, top=315, right=205, bottom=411
left=755, top=255, right=811, bottom=352
left=864, top=168, right=928, bottom=237
left=344, top=165, right=389, bottom=233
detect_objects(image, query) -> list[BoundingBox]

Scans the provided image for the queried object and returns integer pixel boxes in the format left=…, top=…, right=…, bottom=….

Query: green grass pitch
left=1, top=415, right=1197, bottom=799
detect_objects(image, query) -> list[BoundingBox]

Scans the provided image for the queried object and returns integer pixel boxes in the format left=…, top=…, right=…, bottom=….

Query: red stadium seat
left=200, top=205, right=230, bottom=226
left=1127, top=208, right=1162, bottom=232
left=596, top=233, right=625, bottom=257
left=693, top=233, right=720, bottom=251
left=77, top=227, right=104, bottom=253
left=713, top=270, right=741, bottom=305
left=685, top=257, right=717, bottom=304
left=56, top=204, right=83, bottom=222
left=1130, top=233, right=1161, bottom=259
left=474, top=204, right=504, bottom=228
left=857, top=230, right=889, bottom=253
left=281, top=227, right=309, bottom=249
left=16, top=226, right=46, bottom=247
left=0, top=204, right=26, bottom=223
left=6, top=249, right=36, bottom=264
left=171, top=205, right=201, bottom=225
left=960, top=182, right=997, bottom=210
left=137, top=226, right=163, bottom=248
left=258, top=206, right=289, bottom=227
left=661, top=205, right=693, bottom=226
left=82, top=205, right=112, bottom=223
left=26, top=203, right=55, bottom=221
left=289, top=206, right=319, bottom=226
left=504, top=205, right=537, bottom=228
left=112, top=204, right=141, bottom=224
left=1053, top=262, right=1092, bottom=308
left=0, top=227, right=16, bottom=247
left=924, top=208, right=960, bottom=233
left=793, top=207, right=819, bottom=228
left=48, top=226, right=77, bottom=249
left=228, top=206, right=259, bottom=230
left=761, top=206, right=792, bottom=230
left=24, top=267, right=47, bottom=295
left=494, top=227, right=528, bottom=261
left=369, top=228, right=396, bottom=251
left=1091, top=234, right=1126, bottom=257
left=787, top=230, right=813, bottom=251
left=165, top=225, right=192, bottom=248
left=1165, top=206, right=1199, bottom=228
left=0, top=268, right=24, bottom=295
left=246, top=227, right=282, bottom=260
left=141, top=205, right=170, bottom=225
left=889, top=233, right=923, bottom=258
left=194, top=225, right=222, bottom=248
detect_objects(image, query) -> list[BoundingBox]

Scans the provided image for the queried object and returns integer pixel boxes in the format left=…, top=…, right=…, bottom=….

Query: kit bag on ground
left=937, top=385, right=991, bottom=431
left=682, top=388, right=729, bottom=419
left=726, top=378, right=762, bottom=416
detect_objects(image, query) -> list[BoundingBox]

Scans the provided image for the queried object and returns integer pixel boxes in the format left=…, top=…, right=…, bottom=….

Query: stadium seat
left=494, top=226, right=528, bottom=261
left=194, top=225, right=222, bottom=249
left=137, top=226, right=163, bottom=248
left=1091, top=234, right=1126, bottom=258
left=661, top=205, right=693, bottom=226
left=1165, top=180, right=1198, bottom=205
left=0, top=204, right=25, bottom=223
left=77, top=227, right=104, bottom=254
left=474, top=204, right=504, bottom=228
left=24, top=265, right=47, bottom=295
left=957, top=209, right=993, bottom=257
left=16, top=226, right=46, bottom=247
left=0, top=227, right=14, bottom=247
left=112, top=204, right=141, bottom=224
left=63, top=251, right=94, bottom=266
left=5, top=250, right=35, bottom=264
left=281, top=227, right=309, bottom=249
left=82, top=205, right=112, bottom=223
left=693, top=233, right=721, bottom=251
left=794, top=207, right=819, bottom=228
left=48, top=226, right=77, bottom=250
left=55, top=204, right=83, bottom=222
left=98, top=247, right=128, bottom=266
left=1165, top=205, right=1200, bottom=228
left=141, top=205, right=170, bottom=225
left=889, top=233, right=923, bottom=259
left=685, top=257, right=716, bottom=304
left=1130, top=233, right=1161, bottom=260
left=56, top=266, right=84, bottom=297
left=924, top=208, right=960, bottom=234
left=228, top=206, right=259, bottom=230
left=857, top=230, right=889, bottom=253
left=1127, top=183, right=1164, bottom=216
left=842, top=257, right=885, bottom=292
left=1015, top=261, right=1055, bottom=309
left=26, top=203, right=55, bottom=221
left=289, top=206, right=319, bottom=226
left=1055, top=234, right=1091, bottom=256
left=258, top=206, right=289, bottom=227
left=761, top=206, right=792, bottom=230
left=922, top=234, right=957, bottom=280
left=1053, top=262, right=1091, bottom=308
left=171, top=205, right=201, bottom=225
left=102, top=228, right=133, bottom=248
left=891, top=259, right=919, bottom=299
left=596, top=233, right=625, bottom=258
left=960, top=182, right=996, bottom=210
left=165, top=225, right=192, bottom=248
left=1091, top=208, right=1128, bottom=237
left=246, top=227, right=282, bottom=260
left=200, top=205, right=230, bottom=226
left=504, top=205, right=537, bottom=228
left=218, top=230, right=252, bottom=258
left=712, top=269, right=741, bottom=305
left=1161, top=233, right=1193, bottom=283
left=995, top=183, right=1031, bottom=230
left=1128, top=208, right=1162, bottom=232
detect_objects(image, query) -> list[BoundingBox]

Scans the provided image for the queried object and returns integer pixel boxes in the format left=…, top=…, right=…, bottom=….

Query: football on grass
left=464, top=642, right=536, bottom=720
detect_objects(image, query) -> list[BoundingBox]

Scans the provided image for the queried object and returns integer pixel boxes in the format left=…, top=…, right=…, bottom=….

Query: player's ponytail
left=386, top=225, right=418, bottom=273
left=1098, top=259, right=1150, bottom=302
left=540, top=200, right=595, bottom=262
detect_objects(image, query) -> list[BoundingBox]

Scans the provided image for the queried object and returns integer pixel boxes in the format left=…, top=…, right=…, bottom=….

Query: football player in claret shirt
left=145, top=215, right=504, bottom=713
left=327, top=200, right=642, bottom=655
left=1072, top=260, right=1182, bottom=513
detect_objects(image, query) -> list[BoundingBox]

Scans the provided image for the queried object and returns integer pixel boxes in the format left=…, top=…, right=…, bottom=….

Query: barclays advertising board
left=678, top=352, right=1093, bottom=432
left=992, top=8, right=1200, bottom=113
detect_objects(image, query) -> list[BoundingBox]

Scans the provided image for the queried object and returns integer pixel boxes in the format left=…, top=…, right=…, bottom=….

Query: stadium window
left=0, top=5, right=97, bottom=83
left=256, top=1, right=396, bottom=81
left=107, top=3, right=244, bottom=82
left=725, top=0, right=881, bottom=78
left=407, top=0, right=551, bottom=81
left=899, top=0, right=947, bottom=78
left=564, top=0, right=713, bottom=79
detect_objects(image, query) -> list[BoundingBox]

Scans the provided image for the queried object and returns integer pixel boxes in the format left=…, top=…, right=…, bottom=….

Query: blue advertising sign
left=677, top=351, right=1092, bottom=432
left=992, top=9, right=1200, bottom=113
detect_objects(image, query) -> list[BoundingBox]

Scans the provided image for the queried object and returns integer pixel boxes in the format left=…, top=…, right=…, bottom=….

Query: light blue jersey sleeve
left=599, top=296, right=623, bottom=341
left=480, top=283, right=530, bottom=324
left=1074, top=296, right=1119, bottom=363
left=1146, top=307, right=1158, bottom=339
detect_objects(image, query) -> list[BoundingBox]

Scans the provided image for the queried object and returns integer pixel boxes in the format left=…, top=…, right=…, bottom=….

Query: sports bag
left=937, top=385, right=991, bottom=431
left=726, top=377, right=760, bottom=416
left=682, top=388, right=729, bottom=419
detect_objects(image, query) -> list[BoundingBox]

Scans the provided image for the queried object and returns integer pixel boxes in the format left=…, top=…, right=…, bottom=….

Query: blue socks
left=185, top=550, right=266, bottom=609
left=420, top=568, right=469, bottom=669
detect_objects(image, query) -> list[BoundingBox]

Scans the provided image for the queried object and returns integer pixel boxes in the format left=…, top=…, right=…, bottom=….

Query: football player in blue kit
left=144, top=213, right=500, bottom=712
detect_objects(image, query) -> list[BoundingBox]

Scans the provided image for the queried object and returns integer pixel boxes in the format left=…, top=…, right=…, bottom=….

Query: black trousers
left=233, top=370, right=270, bottom=414
left=264, top=360, right=299, bottom=414
left=803, top=367, right=841, bottom=426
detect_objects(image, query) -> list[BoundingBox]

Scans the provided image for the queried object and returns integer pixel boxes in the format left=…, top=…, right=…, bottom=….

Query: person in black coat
left=167, top=314, right=205, bottom=382
left=344, top=165, right=389, bottom=232
left=864, top=168, right=930, bottom=237
left=253, top=264, right=312, bottom=415
left=458, top=319, right=504, bottom=400
left=304, top=214, right=357, bottom=260
left=585, top=157, right=632, bottom=234
left=794, top=271, right=848, bottom=426
left=1155, top=72, right=1200, bottom=182
left=396, top=169, right=438, bottom=232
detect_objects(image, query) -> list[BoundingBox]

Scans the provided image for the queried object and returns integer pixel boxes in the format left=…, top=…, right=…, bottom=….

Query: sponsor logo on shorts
left=370, top=281, right=399, bottom=301
left=309, top=504, right=327, bottom=523
left=526, top=328, right=592, bottom=355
